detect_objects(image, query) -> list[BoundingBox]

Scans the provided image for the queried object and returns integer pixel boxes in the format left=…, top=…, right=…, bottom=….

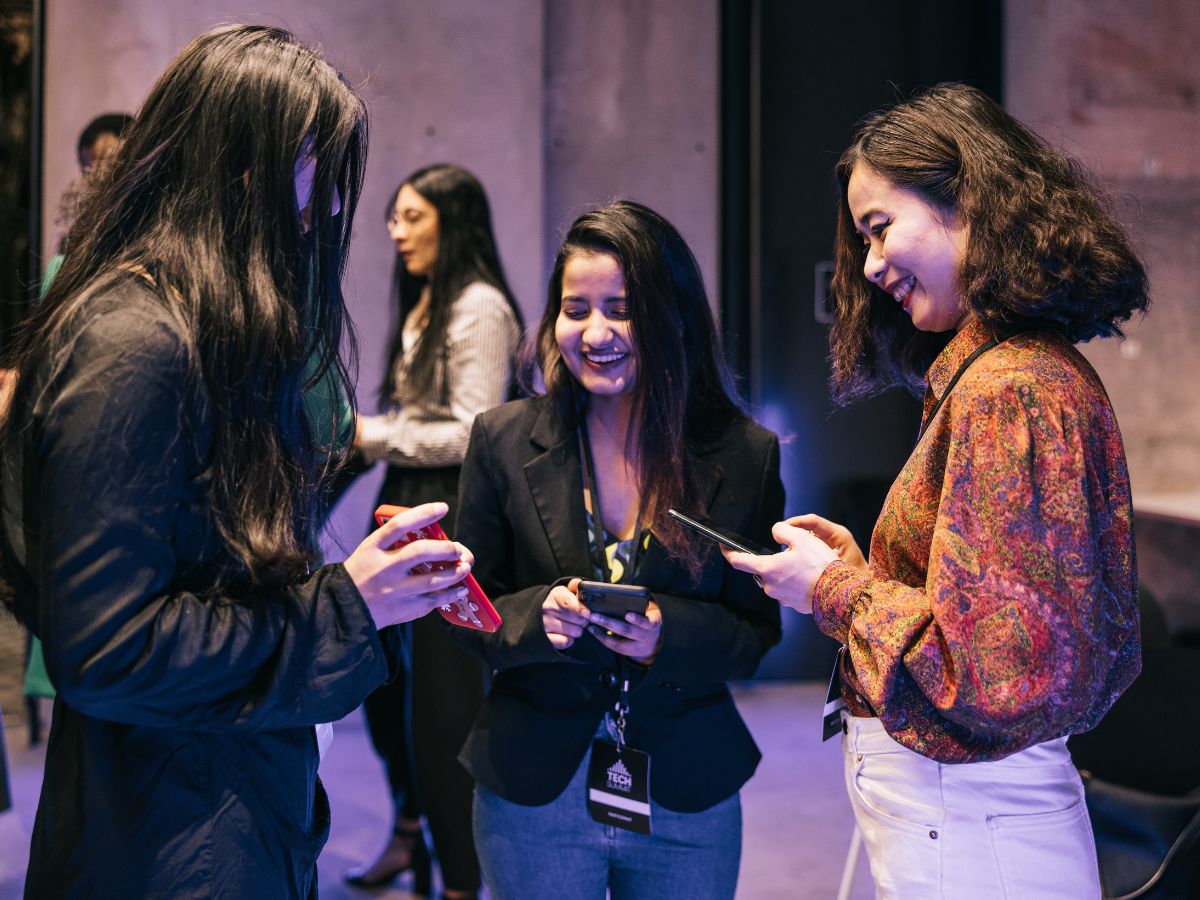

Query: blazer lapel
left=524, top=403, right=594, bottom=578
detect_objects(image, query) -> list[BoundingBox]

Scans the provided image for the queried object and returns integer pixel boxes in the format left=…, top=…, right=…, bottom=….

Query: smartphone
left=666, top=508, right=775, bottom=556
left=373, top=504, right=502, bottom=633
left=576, top=581, right=650, bottom=618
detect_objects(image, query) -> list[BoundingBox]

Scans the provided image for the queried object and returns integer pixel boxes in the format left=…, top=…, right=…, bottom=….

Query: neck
left=585, top=393, right=634, bottom=448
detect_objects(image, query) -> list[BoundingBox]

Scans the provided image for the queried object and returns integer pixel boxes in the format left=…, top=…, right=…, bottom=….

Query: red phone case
left=373, top=504, right=502, bottom=633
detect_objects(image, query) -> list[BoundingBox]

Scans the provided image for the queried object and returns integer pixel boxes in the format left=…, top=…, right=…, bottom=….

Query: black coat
left=0, top=279, right=398, bottom=899
left=453, top=396, right=784, bottom=813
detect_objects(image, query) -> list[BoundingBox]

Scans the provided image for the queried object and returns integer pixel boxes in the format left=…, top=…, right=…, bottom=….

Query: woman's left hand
left=587, top=600, right=664, bottom=666
left=722, top=520, right=842, bottom=614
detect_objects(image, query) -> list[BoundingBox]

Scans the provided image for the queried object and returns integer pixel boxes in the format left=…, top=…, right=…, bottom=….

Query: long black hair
left=830, top=83, right=1149, bottom=402
left=6, top=24, right=366, bottom=588
left=530, top=200, right=747, bottom=573
left=381, top=163, right=520, bottom=403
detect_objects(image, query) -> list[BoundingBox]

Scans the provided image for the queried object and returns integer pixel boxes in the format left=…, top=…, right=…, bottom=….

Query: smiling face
left=387, top=184, right=440, bottom=278
left=555, top=250, right=638, bottom=405
left=847, top=163, right=969, bottom=333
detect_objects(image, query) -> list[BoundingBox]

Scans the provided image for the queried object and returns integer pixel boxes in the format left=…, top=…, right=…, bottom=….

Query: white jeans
left=842, top=715, right=1101, bottom=899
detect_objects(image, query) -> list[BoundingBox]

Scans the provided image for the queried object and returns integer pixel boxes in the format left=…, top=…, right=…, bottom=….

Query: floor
left=0, top=681, right=875, bottom=899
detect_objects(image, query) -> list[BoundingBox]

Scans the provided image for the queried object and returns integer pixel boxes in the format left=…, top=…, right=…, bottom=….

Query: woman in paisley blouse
left=725, top=83, right=1149, bottom=897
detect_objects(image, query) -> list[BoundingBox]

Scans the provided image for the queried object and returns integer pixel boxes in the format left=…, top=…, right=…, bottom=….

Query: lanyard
left=577, top=415, right=638, bottom=750
left=917, top=330, right=1025, bottom=443
left=577, top=415, right=644, bottom=584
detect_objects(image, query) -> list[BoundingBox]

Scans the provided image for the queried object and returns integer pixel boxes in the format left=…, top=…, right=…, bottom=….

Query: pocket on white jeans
left=987, top=799, right=1100, bottom=899
left=848, top=752, right=943, bottom=897
left=851, top=751, right=943, bottom=833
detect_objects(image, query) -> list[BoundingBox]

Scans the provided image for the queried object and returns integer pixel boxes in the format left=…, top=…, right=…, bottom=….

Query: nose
left=582, top=310, right=614, bottom=346
left=863, top=245, right=886, bottom=284
left=388, top=219, right=405, bottom=242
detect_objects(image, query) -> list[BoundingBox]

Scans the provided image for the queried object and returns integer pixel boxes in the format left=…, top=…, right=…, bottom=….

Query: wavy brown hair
left=829, top=82, right=1149, bottom=403
left=527, top=200, right=746, bottom=574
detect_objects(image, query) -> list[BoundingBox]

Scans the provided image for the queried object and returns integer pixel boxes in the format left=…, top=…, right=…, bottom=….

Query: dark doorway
left=0, top=0, right=39, bottom=358
left=722, top=0, right=1003, bottom=678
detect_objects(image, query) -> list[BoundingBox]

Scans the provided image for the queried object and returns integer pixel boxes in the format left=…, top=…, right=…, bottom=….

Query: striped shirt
left=358, top=281, right=521, bottom=468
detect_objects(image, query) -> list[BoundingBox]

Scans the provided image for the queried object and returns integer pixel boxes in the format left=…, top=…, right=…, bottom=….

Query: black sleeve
left=27, top=301, right=390, bottom=730
left=452, top=413, right=578, bottom=672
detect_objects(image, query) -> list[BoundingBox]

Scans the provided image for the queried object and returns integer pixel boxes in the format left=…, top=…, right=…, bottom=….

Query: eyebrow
left=855, top=208, right=883, bottom=229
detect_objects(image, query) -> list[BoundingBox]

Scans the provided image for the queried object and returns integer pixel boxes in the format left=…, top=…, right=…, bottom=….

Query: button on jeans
left=473, top=730, right=742, bottom=900
left=842, top=715, right=1101, bottom=899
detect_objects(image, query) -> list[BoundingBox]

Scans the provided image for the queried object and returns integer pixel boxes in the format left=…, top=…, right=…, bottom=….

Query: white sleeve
left=357, top=283, right=521, bottom=467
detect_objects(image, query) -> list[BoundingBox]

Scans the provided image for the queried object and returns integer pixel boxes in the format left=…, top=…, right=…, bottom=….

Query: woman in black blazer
left=453, top=201, right=784, bottom=899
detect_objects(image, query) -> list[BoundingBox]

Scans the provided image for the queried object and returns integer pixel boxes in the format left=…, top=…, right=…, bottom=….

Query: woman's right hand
left=787, top=514, right=868, bottom=572
left=344, top=501, right=473, bottom=630
left=722, top=513, right=864, bottom=615
left=542, top=577, right=590, bottom=650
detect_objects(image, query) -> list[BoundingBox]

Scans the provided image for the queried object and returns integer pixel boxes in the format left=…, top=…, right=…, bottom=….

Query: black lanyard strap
left=917, top=330, right=1025, bottom=442
left=577, top=415, right=638, bottom=743
left=577, top=415, right=644, bottom=584
left=578, top=416, right=613, bottom=584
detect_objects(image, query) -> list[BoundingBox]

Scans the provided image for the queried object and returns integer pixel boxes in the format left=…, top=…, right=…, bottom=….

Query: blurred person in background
left=345, top=163, right=522, bottom=899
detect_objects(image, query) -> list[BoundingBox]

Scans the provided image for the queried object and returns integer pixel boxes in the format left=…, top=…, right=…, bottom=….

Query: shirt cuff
left=811, top=560, right=872, bottom=645
left=356, top=413, right=392, bottom=464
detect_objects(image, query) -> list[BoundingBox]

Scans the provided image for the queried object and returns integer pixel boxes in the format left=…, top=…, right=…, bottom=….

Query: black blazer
left=453, top=396, right=784, bottom=813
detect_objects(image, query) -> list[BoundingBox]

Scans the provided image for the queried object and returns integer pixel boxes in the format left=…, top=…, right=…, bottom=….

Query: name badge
left=822, top=646, right=847, bottom=742
left=587, top=739, right=651, bottom=834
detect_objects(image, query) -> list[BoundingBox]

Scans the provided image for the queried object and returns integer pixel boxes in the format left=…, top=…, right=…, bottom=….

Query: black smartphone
left=576, top=581, right=650, bottom=618
left=667, top=508, right=775, bottom=556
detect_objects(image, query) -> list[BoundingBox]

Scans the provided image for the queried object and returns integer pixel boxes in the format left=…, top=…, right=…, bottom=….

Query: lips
left=583, top=350, right=628, bottom=367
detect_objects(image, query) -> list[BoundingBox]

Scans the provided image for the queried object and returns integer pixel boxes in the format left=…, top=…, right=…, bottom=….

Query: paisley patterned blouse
left=812, top=318, right=1140, bottom=763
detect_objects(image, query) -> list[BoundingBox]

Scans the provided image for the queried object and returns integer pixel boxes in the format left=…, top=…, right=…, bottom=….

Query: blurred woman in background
left=347, top=164, right=522, bottom=898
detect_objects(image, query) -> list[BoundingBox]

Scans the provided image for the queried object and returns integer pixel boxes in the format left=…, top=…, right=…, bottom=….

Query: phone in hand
left=667, top=508, right=775, bottom=556
left=576, top=581, right=650, bottom=618
left=374, top=504, right=502, bottom=633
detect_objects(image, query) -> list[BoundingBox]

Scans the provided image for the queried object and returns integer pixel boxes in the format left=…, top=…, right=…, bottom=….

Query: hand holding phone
left=576, top=581, right=650, bottom=618
left=373, top=504, right=502, bottom=633
left=345, top=502, right=474, bottom=629
left=542, top=578, right=590, bottom=651
left=719, top=515, right=845, bottom=615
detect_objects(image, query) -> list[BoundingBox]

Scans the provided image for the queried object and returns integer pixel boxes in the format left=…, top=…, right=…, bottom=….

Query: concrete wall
left=1006, top=0, right=1200, bottom=495
left=543, top=0, right=718, bottom=300
left=41, top=0, right=719, bottom=552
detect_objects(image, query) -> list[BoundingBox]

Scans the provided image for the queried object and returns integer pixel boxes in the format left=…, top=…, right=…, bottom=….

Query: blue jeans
left=473, top=732, right=742, bottom=899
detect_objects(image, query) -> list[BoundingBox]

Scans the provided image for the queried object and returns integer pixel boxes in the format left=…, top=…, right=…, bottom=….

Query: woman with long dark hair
left=726, top=83, right=1148, bottom=896
left=0, top=26, right=475, bottom=897
left=346, top=164, right=522, bottom=897
left=452, top=200, right=784, bottom=899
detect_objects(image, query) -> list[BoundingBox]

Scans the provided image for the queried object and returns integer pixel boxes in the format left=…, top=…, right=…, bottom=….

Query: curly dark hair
left=829, top=82, right=1149, bottom=403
